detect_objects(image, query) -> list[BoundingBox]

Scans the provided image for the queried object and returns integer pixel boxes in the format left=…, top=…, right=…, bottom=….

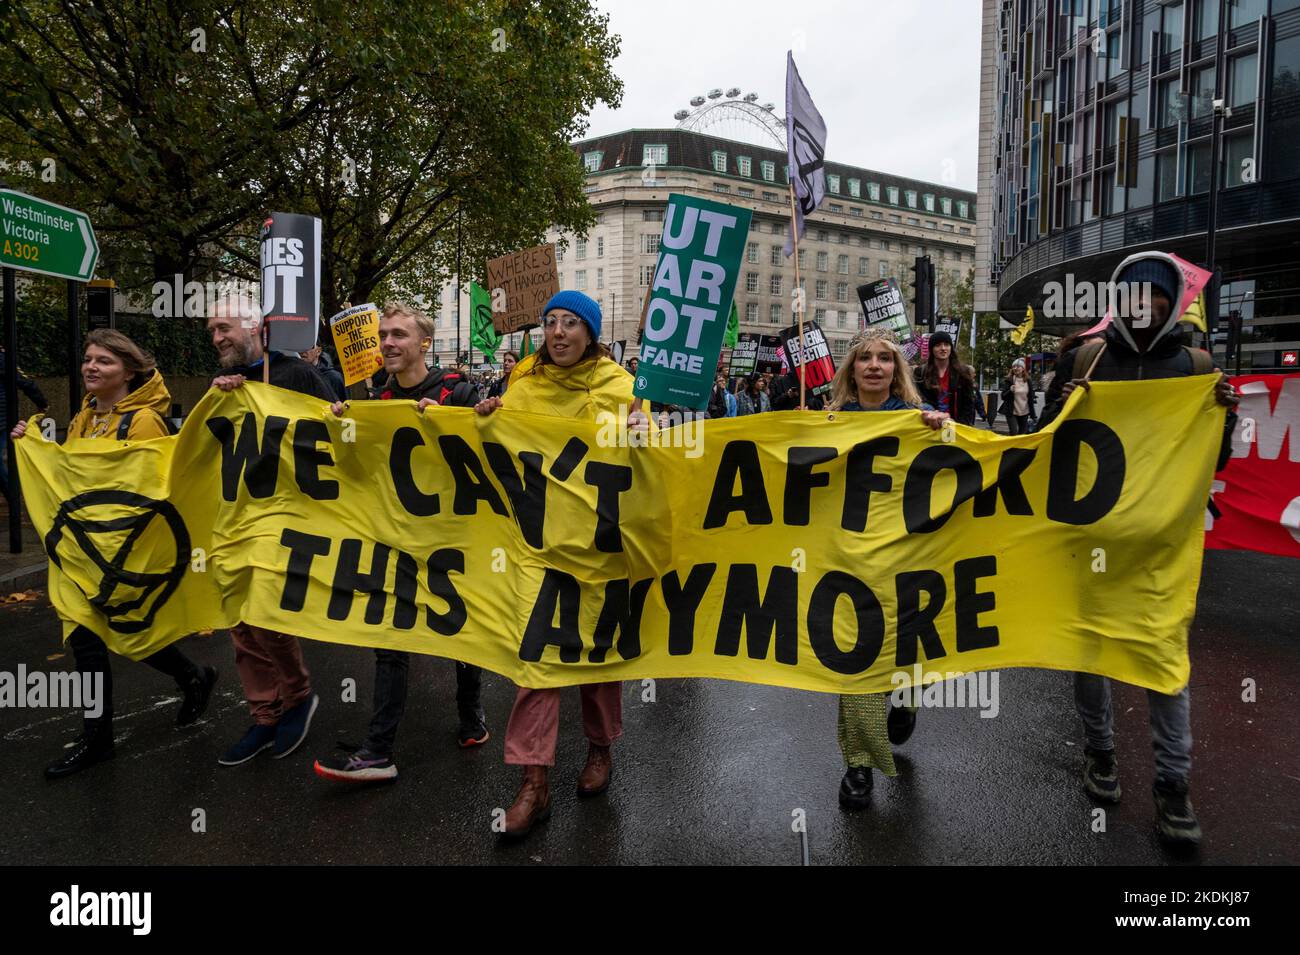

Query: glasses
left=543, top=314, right=584, bottom=331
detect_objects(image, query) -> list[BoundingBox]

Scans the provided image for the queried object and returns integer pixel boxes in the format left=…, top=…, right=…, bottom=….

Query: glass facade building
left=979, top=0, right=1300, bottom=371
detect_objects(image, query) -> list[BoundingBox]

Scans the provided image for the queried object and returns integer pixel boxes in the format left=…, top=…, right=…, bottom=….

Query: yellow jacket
left=66, top=369, right=172, bottom=441
left=503, top=353, right=636, bottom=422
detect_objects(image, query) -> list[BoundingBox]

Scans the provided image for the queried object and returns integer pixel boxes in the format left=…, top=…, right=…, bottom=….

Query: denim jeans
left=363, top=650, right=483, bottom=757
left=69, top=625, right=201, bottom=735
left=1073, top=672, right=1191, bottom=784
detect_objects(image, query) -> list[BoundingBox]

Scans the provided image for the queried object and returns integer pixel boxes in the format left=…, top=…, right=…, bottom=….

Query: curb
left=1, top=561, right=47, bottom=595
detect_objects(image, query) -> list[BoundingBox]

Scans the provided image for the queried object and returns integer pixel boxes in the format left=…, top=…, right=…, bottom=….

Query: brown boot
left=503, top=765, right=551, bottom=838
left=576, top=743, right=612, bottom=796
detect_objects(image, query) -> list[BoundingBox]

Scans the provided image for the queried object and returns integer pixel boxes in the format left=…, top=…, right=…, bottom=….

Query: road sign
left=0, top=188, right=98, bottom=282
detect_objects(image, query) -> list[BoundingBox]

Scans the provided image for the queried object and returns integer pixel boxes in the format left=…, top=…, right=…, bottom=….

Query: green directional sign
left=0, top=189, right=98, bottom=282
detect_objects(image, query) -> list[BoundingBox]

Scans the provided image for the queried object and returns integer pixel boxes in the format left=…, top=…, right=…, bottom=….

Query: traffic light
left=910, top=255, right=934, bottom=329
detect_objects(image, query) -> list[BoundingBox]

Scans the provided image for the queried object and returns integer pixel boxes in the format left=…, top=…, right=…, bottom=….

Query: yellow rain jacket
left=503, top=353, right=637, bottom=422
left=66, top=369, right=172, bottom=441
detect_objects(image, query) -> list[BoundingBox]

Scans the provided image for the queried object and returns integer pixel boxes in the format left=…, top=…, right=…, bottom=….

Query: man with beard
left=313, top=301, right=488, bottom=784
left=206, top=296, right=334, bottom=766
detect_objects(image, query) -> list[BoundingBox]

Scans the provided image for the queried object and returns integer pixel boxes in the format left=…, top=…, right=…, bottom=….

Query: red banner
left=1206, top=374, right=1300, bottom=559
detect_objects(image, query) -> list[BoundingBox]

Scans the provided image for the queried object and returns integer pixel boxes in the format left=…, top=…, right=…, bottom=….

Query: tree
left=0, top=0, right=622, bottom=322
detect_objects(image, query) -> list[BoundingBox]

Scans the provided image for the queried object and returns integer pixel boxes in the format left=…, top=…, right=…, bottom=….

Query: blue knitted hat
left=542, top=290, right=601, bottom=340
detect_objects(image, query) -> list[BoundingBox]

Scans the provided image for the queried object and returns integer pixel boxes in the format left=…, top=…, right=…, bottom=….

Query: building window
left=848, top=178, right=861, bottom=197
left=770, top=274, right=783, bottom=296
left=959, top=226, right=971, bottom=235
left=868, top=182, right=881, bottom=201
left=576, top=238, right=587, bottom=260
left=944, top=223, right=955, bottom=232
left=905, top=190, right=918, bottom=208
left=761, top=160, right=775, bottom=181
left=827, top=174, right=841, bottom=193
left=816, top=251, right=828, bottom=271
left=1230, top=53, right=1258, bottom=108
left=923, top=194, right=935, bottom=211
left=638, top=264, right=656, bottom=286
left=1224, top=131, right=1254, bottom=187
left=814, top=229, right=827, bottom=242
left=850, top=207, right=863, bottom=217
left=643, top=209, right=664, bottom=222
left=837, top=232, right=849, bottom=245
left=643, top=234, right=661, bottom=255
left=858, top=257, right=869, bottom=276
left=747, top=242, right=759, bottom=263
left=871, top=211, right=883, bottom=219
left=770, top=246, right=782, bottom=266
left=941, top=197, right=952, bottom=215
left=746, top=272, right=759, bottom=293
left=583, top=151, right=602, bottom=172
left=798, top=249, right=807, bottom=269
left=837, top=254, right=849, bottom=274
left=836, top=282, right=848, bottom=303
left=770, top=303, right=782, bottom=324
left=957, top=201, right=968, bottom=218
left=762, top=190, right=778, bottom=201
left=746, top=302, right=758, bottom=323
left=772, top=222, right=785, bottom=235
left=738, top=156, right=752, bottom=177
left=815, top=279, right=828, bottom=299
left=1156, top=150, right=1179, bottom=201
left=596, top=268, right=604, bottom=290
left=712, top=150, right=727, bottom=173
left=643, top=144, right=667, bottom=165
left=556, top=246, right=564, bottom=264
left=713, top=183, right=731, bottom=193
left=575, top=270, right=587, bottom=291
left=837, top=311, right=847, bottom=329
left=596, top=236, right=604, bottom=258
left=907, top=217, right=920, bottom=226
left=887, top=186, right=900, bottom=204
left=830, top=203, right=843, bottom=213
left=738, top=187, right=754, bottom=198
left=879, top=262, right=889, bottom=279
left=925, top=221, right=937, bottom=230
left=814, top=307, right=826, bottom=323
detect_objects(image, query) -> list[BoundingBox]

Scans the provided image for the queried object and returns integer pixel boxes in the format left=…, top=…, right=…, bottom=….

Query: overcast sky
left=583, top=0, right=982, bottom=192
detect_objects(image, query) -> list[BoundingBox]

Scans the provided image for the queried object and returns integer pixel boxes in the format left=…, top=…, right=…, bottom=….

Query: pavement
left=0, top=548, right=1295, bottom=866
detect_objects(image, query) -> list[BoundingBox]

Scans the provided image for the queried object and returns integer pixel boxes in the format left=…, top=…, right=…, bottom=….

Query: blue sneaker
left=271, top=694, right=319, bottom=759
left=218, top=724, right=276, bottom=766
left=313, top=746, right=398, bottom=783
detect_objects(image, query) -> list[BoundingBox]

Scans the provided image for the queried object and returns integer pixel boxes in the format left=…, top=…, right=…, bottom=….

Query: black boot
left=1153, top=779, right=1202, bottom=845
left=455, top=662, right=488, bottom=747
left=887, top=704, right=917, bottom=745
left=46, top=728, right=115, bottom=780
left=838, top=766, right=872, bottom=810
left=177, top=665, right=218, bottom=726
left=1083, top=745, right=1122, bottom=803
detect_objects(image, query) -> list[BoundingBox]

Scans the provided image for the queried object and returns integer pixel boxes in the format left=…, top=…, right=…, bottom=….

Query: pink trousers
left=229, top=622, right=313, bottom=725
left=503, top=682, right=623, bottom=766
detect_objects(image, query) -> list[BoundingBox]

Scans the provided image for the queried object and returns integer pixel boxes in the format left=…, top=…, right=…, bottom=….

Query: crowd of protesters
left=5, top=251, right=1239, bottom=848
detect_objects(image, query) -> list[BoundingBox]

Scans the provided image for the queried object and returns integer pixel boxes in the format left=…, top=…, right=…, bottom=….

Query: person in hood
left=9, top=330, right=217, bottom=778
left=474, top=290, right=649, bottom=839
left=1037, top=251, right=1239, bottom=846
left=313, top=302, right=487, bottom=784
left=208, top=296, right=331, bottom=767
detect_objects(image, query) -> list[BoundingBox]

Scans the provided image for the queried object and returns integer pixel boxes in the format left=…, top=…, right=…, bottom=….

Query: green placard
left=0, top=189, right=98, bottom=282
left=634, top=194, right=752, bottom=410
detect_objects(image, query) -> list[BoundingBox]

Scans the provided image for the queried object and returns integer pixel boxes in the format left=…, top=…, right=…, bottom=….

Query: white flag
left=784, top=52, right=827, bottom=257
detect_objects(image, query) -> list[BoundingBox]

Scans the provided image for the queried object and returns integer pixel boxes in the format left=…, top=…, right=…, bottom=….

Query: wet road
left=1, top=548, right=1296, bottom=866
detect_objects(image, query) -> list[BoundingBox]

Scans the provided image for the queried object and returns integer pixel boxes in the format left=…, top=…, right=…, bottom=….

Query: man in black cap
left=1038, top=251, right=1238, bottom=847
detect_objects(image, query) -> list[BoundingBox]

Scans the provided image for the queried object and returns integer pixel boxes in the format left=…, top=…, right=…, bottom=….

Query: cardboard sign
left=779, top=322, right=836, bottom=396
left=260, top=212, right=321, bottom=353
left=486, top=243, right=559, bottom=334
left=729, top=333, right=759, bottom=376
left=933, top=314, right=962, bottom=342
left=609, top=340, right=626, bottom=366
left=755, top=335, right=784, bottom=374
left=857, top=278, right=919, bottom=360
left=329, top=303, right=384, bottom=386
left=634, top=193, right=753, bottom=410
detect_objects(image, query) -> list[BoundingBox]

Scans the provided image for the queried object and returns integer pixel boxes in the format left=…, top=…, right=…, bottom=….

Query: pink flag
left=1166, top=253, right=1213, bottom=321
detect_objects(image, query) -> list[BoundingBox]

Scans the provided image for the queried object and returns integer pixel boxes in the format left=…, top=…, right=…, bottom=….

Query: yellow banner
left=14, top=377, right=1225, bottom=694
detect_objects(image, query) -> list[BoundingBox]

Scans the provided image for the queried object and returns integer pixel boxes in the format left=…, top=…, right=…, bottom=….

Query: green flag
left=723, top=300, right=739, bottom=349
left=519, top=329, right=534, bottom=358
left=470, top=282, right=502, bottom=356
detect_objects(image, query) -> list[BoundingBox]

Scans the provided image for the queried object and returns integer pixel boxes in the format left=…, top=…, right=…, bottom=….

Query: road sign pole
left=4, top=264, right=20, bottom=553
left=67, top=280, right=81, bottom=413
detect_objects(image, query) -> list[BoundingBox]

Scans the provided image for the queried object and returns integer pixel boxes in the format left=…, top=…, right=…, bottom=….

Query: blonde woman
left=827, top=327, right=948, bottom=809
